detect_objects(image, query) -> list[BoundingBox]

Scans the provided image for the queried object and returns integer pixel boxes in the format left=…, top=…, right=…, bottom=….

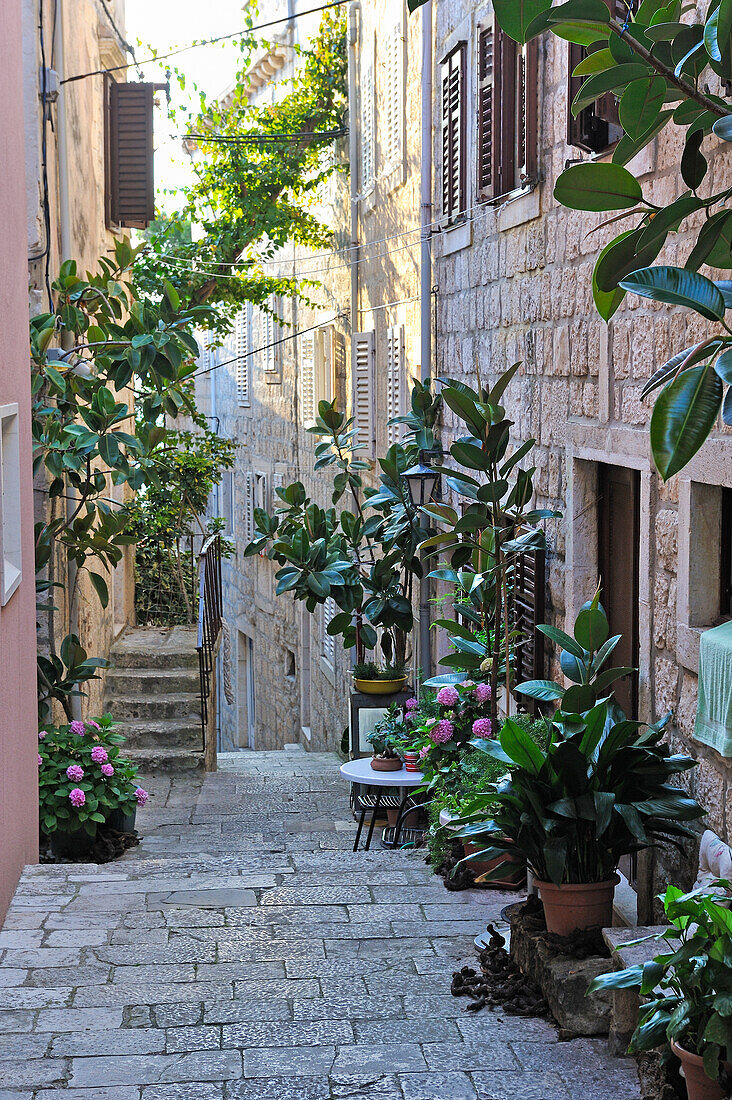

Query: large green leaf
left=620, top=266, right=727, bottom=321
left=492, top=0, right=551, bottom=43
left=572, top=65, right=651, bottom=116
left=537, top=623, right=586, bottom=659
left=613, top=109, right=673, bottom=167
left=500, top=717, right=545, bottom=774
left=593, top=232, right=632, bottom=320
left=554, top=163, right=643, bottom=212
left=641, top=341, right=725, bottom=401
left=515, top=679, right=565, bottom=701
left=574, top=606, right=609, bottom=652
left=650, top=364, right=723, bottom=480
left=619, top=75, right=667, bottom=139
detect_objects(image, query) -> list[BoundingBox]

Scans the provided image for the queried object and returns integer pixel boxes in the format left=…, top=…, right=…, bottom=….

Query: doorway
left=597, top=463, right=640, bottom=718
left=237, top=632, right=255, bottom=749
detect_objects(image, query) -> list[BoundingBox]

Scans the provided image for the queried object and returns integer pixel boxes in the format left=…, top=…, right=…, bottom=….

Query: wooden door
left=597, top=464, right=640, bottom=717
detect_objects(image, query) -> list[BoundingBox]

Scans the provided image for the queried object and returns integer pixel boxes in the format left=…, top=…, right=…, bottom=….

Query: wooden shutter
left=384, top=23, right=403, bottom=171
left=242, top=472, right=254, bottom=544
left=107, top=81, right=155, bottom=229
left=568, top=0, right=634, bottom=152
left=386, top=325, right=405, bottom=446
left=512, top=545, right=546, bottom=717
left=521, top=40, right=539, bottom=184
left=361, top=55, right=375, bottom=192
left=353, top=331, right=375, bottom=456
left=441, top=43, right=466, bottom=224
left=322, top=597, right=337, bottom=664
left=263, top=309, right=276, bottom=374
left=220, top=471, right=234, bottom=535
left=598, top=464, right=640, bottom=717
left=494, top=25, right=518, bottom=197
left=300, top=332, right=316, bottom=424
left=333, top=329, right=347, bottom=410
left=236, top=307, right=250, bottom=407
left=477, top=24, right=495, bottom=200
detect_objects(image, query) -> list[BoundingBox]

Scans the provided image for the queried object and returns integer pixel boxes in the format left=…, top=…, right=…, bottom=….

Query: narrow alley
left=0, top=749, right=639, bottom=1100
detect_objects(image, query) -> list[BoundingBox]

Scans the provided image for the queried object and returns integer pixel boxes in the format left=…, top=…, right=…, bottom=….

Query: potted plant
left=455, top=602, right=704, bottom=935
left=589, top=883, right=732, bottom=1100
left=366, top=704, right=408, bottom=775
left=353, top=660, right=408, bottom=696
left=38, top=714, right=149, bottom=858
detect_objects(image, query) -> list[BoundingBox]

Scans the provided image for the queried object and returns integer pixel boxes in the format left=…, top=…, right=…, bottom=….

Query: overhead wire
left=192, top=313, right=345, bottom=381
left=60, top=0, right=350, bottom=85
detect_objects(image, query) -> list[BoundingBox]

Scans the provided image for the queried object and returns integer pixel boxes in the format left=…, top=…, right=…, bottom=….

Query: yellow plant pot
left=353, top=676, right=407, bottom=695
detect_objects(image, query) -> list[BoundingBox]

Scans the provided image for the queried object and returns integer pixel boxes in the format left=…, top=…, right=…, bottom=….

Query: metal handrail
left=196, top=533, right=223, bottom=750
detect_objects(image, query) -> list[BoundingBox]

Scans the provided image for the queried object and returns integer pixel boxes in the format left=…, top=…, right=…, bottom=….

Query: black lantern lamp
left=403, top=449, right=441, bottom=511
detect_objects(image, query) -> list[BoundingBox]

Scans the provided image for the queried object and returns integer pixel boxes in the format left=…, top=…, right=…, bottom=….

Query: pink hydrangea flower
left=66, top=764, right=84, bottom=782
left=474, top=682, right=492, bottom=704
left=38, top=730, right=47, bottom=740
left=436, top=685, right=459, bottom=707
left=419, top=745, right=430, bottom=760
left=405, top=698, right=418, bottom=711
left=37, top=754, right=43, bottom=766
left=135, top=787, right=149, bottom=807
left=91, top=746, right=108, bottom=764
left=460, top=680, right=475, bottom=689
left=69, top=788, right=85, bottom=808
left=87, top=720, right=101, bottom=731
left=472, top=718, right=493, bottom=738
left=430, top=719, right=454, bottom=744
left=101, top=763, right=114, bottom=778
left=69, top=720, right=85, bottom=737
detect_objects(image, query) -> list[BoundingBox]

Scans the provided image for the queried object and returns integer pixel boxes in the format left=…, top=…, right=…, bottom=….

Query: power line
left=60, top=0, right=349, bottom=85
left=193, top=313, right=344, bottom=381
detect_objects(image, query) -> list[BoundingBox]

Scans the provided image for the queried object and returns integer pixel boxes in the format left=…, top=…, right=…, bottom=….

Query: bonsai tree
left=244, top=381, right=441, bottom=669
left=421, top=364, right=560, bottom=728
left=590, top=883, right=732, bottom=1098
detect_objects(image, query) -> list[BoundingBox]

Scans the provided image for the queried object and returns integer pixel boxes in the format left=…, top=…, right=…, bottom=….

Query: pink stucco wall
left=0, top=0, right=40, bottom=920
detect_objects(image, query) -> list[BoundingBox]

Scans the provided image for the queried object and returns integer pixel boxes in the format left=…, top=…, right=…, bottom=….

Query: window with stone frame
left=441, top=41, right=467, bottom=225
left=360, top=39, right=375, bottom=194
left=567, top=0, right=639, bottom=154
left=477, top=19, right=539, bottom=202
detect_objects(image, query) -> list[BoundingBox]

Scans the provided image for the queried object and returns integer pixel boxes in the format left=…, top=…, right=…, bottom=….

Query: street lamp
left=403, top=449, right=441, bottom=511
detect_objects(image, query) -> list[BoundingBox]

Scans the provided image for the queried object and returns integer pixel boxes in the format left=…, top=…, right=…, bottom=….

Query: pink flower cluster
left=472, top=718, right=493, bottom=738
left=430, top=719, right=454, bottom=745
left=405, top=698, right=418, bottom=711
left=101, top=763, right=114, bottom=778
left=37, top=754, right=43, bottom=766
left=436, top=685, right=459, bottom=707
left=38, top=730, right=47, bottom=741
left=66, top=764, right=84, bottom=782
left=87, top=720, right=101, bottom=731
left=135, top=787, right=149, bottom=807
left=69, top=720, right=86, bottom=737
left=474, top=682, right=491, bottom=704
left=91, top=746, right=108, bottom=765
left=69, top=788, right=86, bottom=808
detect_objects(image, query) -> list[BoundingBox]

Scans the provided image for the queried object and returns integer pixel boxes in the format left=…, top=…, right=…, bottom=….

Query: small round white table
left=339, top=757, right=425, bottom=851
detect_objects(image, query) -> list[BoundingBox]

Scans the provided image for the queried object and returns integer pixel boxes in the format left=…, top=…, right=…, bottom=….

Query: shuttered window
left=361, top=53, right=375, bottom=193
left=235, top=306, right=251, bottom=407
left=242, top=472, right=255, bottom=545
left=106, top=81, right=155, bottom=229
left=568, top=0, right=637, bottom=153
left=300, top=332, right=317, bottom=424
left=352, top=331, right=375, bottom=457
left=511, top=545, right=545, bottom=717
left=386, top=325, right=405, bottom=447
left=220, top=471, right=234, bottom=536
left=441, top=43, right=466, bottom=225
left=318, top=328, right=335, bottom=410
left=322, top=596, right=337, bottom=665
left=477, top=21, right=539, bottom=202
left=384, top=22, right=404, bottom=178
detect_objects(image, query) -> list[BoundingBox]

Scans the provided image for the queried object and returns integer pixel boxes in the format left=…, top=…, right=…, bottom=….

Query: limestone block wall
left=434, top=0, right=732, bottom=887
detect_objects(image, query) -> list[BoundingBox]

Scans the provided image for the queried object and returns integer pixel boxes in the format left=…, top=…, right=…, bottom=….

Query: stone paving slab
left=0, top=749, right=640, bottom=1098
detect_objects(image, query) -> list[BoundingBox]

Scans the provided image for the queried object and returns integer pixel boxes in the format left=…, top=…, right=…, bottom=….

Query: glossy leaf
left=620, top=266, right=727, bottom=322
left=619, top=75, right=667, bottom=139
left=650, top=364, right=723, bottom=480
left=492, top=0, right=551, bottom=43
left=641, top=341, right=725, bottom=400
left=554, top=163, right=643, bottom=212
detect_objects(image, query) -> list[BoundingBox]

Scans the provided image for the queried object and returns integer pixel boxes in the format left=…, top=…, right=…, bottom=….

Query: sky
left=124, top=0, right=247, bottom=208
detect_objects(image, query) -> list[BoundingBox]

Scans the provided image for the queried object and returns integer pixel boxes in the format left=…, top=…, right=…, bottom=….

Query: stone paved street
left=0, top=748, right=640, bottom=1099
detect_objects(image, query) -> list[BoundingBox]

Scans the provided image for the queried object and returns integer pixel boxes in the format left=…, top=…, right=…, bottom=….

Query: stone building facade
left=432, top=0, right=732, bottom=903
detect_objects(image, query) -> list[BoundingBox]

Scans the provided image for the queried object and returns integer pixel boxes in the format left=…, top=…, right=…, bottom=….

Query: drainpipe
left=55, top=0, right=82, bottom=718
left=419, top=1, right=433, bottom=684
left=347, top=3, right=360, bottom=340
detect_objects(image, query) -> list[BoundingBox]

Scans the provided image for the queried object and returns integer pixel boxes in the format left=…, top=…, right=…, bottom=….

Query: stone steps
left=105, top=626, right=203, bottom=772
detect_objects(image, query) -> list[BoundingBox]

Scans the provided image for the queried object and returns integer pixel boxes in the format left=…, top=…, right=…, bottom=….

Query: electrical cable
left=30, top=0, right=55, bottom=310
left=60, top=0, right=350, bottom=85
left=192, top=313, right=344, bottom=381
left=97, top=0, right=137, bottom=61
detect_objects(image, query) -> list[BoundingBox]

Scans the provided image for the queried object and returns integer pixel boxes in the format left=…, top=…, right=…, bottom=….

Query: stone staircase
left=104, top=625, right=204, bottom=773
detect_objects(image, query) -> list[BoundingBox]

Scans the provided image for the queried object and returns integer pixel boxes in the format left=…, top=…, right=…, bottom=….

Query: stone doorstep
left=602, top=925, right=670, bottom=1055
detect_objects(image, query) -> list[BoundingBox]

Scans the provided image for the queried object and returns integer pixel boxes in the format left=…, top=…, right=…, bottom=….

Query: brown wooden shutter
left=512, top=544, right=546, bottom=717
left=568, top=0, right=636, bottom=153
left=107, top=81, right=155, bottom=229
left=494, top=26, right=518, bottom=197
left=441, top=43, right=466, bottom=225
left=523, top=39, right=539, bottom=183
left=477, top=24, right=495, bottom=200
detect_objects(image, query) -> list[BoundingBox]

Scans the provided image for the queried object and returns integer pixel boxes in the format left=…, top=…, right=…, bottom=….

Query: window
left=383, top=20, right=405, bottom=182
left=301, top=329, right=335, bottom=426
left=386, top=325, right=406, bottom=446
left=220, top=471, right=234, bottom=537
left=254, top=471, right=269, bottom=514
left=360, top=48, right=375, bottom=194
left=0, top=404, right=22, bottom=606
left=235, top=305, right=252, bottom=407
left=105, top=81, right=157, bottom=229
left=300, top=332, right=316, bottom=424
left=242, top=471, right=255, bottom=545
left=568, top=0, right=638, bottom=154
left=285, top=649, right=296, bottom=680
left=352, top=331, right=375, bottom=457
left=441, top=43, right=467, bottom=225
left=322, top=596, right=337, bottom=665
left=477, top=20, right=538, bottom=201
left=262, top=296, right=281, bottom=383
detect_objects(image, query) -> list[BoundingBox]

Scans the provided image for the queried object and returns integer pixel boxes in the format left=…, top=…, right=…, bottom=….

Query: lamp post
left=403, top=449, right=441, bottom=691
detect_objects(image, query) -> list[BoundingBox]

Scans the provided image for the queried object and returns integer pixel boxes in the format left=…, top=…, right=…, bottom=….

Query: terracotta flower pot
left=534, top=874, right=619, bottom=936
left=370, top=755, right=403, bottom=772
left=671, top=1040, right=732, bottom=1100
left=354, top=676, right=407, bottom=695
left=463, top=841, right=525, bottom=889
